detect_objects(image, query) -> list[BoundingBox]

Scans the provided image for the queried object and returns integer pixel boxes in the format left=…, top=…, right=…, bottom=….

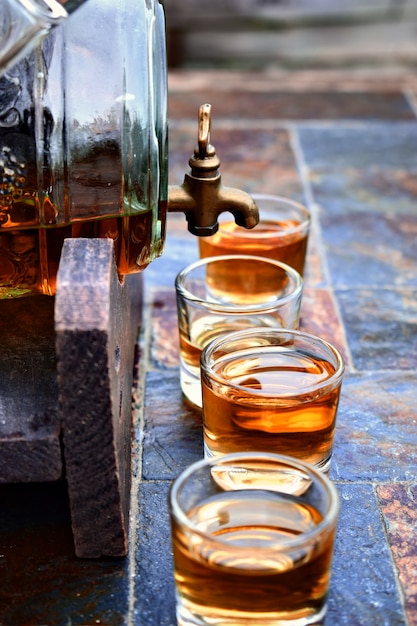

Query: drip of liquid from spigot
left=167, top=104, right=259, bottom=236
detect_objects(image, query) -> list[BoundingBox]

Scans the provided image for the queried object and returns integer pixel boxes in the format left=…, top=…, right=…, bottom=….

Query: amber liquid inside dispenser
left=0, top=142, right=165, bottom=296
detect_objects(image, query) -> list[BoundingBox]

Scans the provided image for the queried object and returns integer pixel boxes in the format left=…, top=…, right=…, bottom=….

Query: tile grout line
left=127, top=281, right=153, bottom=625
left=372, top=482, right=411, bottom=626
left=289, top=122, right=356, bottom=370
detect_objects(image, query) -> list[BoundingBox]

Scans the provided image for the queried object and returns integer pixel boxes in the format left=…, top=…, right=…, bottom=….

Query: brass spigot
left=167, top=104, right=259, bottom=236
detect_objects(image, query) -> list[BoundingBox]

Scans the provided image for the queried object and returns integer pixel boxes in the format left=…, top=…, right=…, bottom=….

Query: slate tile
left=377, top=482, right=417, bottom=626
left=298, top=123, right=417, bottom=172
left=302, top=130, right=415, bottom=199
left=327, top=483, right=407, bottom=626
left=336, top=289, right=417, bottom=370
left=142, top=371, right=203, bottom=480
left=297, top=124, right=417, bottom=288
left=149, top=287, right=179, bottom=370
left=320, top=211, right=417, bottom=288
left=330, top=372, right=417, bottom=482
left=134, top=482, right=176, bottom=626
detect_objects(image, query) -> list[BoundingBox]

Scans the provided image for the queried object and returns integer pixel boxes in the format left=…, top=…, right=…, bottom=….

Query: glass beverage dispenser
left=0, top=0, right=259, bottom=299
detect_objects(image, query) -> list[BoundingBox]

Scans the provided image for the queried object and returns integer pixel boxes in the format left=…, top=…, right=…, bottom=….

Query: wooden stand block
left=0, top=238, right=141, bottom=558
left=55, top=238, right=142, bottom=558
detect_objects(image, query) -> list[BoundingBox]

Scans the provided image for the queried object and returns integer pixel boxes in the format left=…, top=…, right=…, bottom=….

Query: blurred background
left=163, top=0, right=417, bottom=73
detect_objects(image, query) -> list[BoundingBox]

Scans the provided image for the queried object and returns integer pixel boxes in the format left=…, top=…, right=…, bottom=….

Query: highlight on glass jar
left=169, top=451, right=340, bottom=626
left=200, top=327, right=344, bottom=471
left=199, top=193, right=311, bottom=277
left=175, top=255, right=303, bottom=409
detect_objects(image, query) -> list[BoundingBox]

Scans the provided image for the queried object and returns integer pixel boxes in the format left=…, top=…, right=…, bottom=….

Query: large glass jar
left=0, top=0, right=167, bottom=297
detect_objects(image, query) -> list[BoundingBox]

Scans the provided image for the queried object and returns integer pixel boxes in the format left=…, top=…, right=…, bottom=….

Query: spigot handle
left=197, top=104, right=215, bottom=159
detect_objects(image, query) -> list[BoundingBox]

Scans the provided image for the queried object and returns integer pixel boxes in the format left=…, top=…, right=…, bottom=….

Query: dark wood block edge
left=55, top=238, right=142, bottom=558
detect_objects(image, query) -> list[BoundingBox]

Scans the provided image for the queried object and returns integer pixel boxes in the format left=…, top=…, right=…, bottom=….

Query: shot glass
left=200, top=328, right=344, bottom=471
left=169, top=451, right=340, bottom=626
left=175, top=255, right=303, bottom=408
left=199, top=194, right=310, bottom=277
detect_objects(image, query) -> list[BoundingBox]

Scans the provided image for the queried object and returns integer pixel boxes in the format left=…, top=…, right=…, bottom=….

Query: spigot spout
left=168, top=104, right=259, bottom=237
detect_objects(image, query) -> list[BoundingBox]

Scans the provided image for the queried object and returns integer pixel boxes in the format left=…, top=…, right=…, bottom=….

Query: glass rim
left=200, top=327, right=345, bottom=397
left=217, top=193, right=310, bottom=238
left=23, top=0, right=69, bottom=21
left=175, top=254, right=303, bottom=313
left=169, top=451, right=340, bottom=552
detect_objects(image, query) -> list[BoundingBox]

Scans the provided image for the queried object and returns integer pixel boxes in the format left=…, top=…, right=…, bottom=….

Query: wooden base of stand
left=0, top=238, right=142, bottom=558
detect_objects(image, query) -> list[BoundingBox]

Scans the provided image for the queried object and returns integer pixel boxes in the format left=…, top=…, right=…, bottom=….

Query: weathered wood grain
left=55, top=238, right=142, bottom=558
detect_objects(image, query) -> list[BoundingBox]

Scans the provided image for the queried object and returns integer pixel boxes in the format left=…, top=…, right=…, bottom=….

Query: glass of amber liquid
left=175, top=255, right=303, bottom=409
left=169, top=451, right=340, bottom=626
left=199, top=194, right=310, bottom=276
left=200, top=328, right=344, bottom=471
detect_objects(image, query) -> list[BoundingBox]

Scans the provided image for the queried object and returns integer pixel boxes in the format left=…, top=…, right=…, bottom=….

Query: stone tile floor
left=0, top=69, right=416, bottom=625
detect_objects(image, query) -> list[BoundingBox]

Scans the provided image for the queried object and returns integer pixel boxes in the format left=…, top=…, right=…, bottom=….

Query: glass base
left=204, top=442, right=332, bottom=474
left=203, top=441, right=215, bottom=458
left=176, top=599, right=328, bottom=626
left=315, top=454, right=332, bottom=474
left=180, top=365, right=203, bottom=409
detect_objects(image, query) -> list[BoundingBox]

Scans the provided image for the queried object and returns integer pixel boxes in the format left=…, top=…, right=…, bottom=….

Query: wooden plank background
left=163, top=0, right=417, bottom=70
